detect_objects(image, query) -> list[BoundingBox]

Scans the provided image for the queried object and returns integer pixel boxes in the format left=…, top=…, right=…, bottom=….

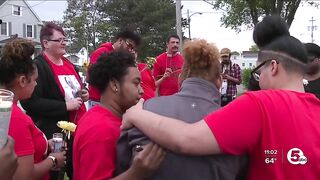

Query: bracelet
left=47, top=155, right=57, bottom=168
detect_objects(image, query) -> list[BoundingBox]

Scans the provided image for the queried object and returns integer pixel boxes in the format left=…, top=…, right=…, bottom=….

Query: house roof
left=0, top=0, right=6, bottom=8
left=0, top=0, right=43, bottom=24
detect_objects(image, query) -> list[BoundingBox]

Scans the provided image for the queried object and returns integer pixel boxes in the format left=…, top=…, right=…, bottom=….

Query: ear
left=18, top=75, right=28, bottom=88
left=110, top=79, right=120, bottom=93
left=270, top=60, right=279, bottom=76
left=43, top=40, right=49, bottom=49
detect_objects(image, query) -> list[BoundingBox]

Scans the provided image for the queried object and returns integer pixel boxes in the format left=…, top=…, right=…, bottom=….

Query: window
left=0, top=22, right=8, bottom=36
left=249, top=63, right=252, bottom=67
left=242, top=63, right=245, bottom=67
left=26, top=25, right=33, bottom=38
left=13, top=5, right=22, bottom=16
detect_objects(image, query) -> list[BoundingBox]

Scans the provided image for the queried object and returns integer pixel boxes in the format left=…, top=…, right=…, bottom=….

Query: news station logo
left=264, top=148, right=307, bottom=165
left=287, top=148, right=307, bottom=165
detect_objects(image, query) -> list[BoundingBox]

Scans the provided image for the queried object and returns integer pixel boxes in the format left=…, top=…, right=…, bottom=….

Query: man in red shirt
left=88, top=30, right=141, bottom=108
left=153, top=34, right=184, bottom=96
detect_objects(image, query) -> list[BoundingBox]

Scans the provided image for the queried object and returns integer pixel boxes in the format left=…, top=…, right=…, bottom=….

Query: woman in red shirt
left=122, top=16, right=320, bottom=180
left=0, top=39, right=66, bottom=180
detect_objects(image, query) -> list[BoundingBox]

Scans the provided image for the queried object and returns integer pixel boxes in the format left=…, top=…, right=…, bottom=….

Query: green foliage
left=102, top=0, right=176, bottom=58
left=249, top=44, right=259, bottom=52
left=62, top=0, right=115, bottom=53
left=62, top=0, right=176, bottom=57
left=242, top=68, right=252, bottom=89
left=212, top=0, right=318, bottom=32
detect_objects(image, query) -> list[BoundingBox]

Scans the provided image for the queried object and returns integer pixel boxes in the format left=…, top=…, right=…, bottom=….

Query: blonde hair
left=180, top=39, right=221, bottom=84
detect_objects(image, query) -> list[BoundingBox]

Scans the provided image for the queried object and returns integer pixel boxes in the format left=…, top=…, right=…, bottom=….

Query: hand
left=221, top=73, right=231, bottom=80
left=121, top=98, right=144, bottom=130
left=129, top=143, right=166, bottom=179
left=66, top=97, right=83, bottom=111
left=79, top=89, right=89, bottom=102
left=163, top=68, right=173, bottom=79
left=0, top=137, right=18, bottom=179
left=49, top=150, right=67, bottom=169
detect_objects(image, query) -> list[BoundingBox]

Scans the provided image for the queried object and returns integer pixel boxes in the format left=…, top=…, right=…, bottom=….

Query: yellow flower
left=145, top=57, right=156, bottom=70
left=57, top=121, right=77, bottom=132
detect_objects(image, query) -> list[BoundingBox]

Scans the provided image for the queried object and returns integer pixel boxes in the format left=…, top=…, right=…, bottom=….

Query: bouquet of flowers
left=145, top=57, right=156, bottom=70
left=57, top=121, right=77, bottom=140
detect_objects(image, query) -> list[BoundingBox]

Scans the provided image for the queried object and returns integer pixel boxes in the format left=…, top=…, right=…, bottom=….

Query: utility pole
left=176, top=0, right=182, bottom=50
left=187, top=9, right=191, bottom=39
left=308, top=17, right=317, bottom=43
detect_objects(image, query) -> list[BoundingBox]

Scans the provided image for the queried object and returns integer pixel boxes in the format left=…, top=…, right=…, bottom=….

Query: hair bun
left=253, top=15, right=290, bottom=48
left=2, top=39, right=34, bottom=60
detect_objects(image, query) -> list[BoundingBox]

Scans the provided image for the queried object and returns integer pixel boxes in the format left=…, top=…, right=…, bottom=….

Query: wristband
left=48, top=155, right=57, bottom=168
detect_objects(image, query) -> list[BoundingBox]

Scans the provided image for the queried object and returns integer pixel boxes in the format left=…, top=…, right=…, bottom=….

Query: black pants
left=221, top=95, right=234, bottom=107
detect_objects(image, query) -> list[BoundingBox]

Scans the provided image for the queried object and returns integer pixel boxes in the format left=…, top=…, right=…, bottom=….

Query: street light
left=187, top=9, right=202, bottom=39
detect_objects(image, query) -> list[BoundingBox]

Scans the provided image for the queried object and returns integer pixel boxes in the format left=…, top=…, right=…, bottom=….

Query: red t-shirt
left=204, top=90, right=320, bottom=180
left=9, top=103, right=49, bottom=179
left=138, top=63, right=156, bottom=100
left=153, top=52, right=184, bottom=96
left=44, top=53, right=86, bottom=124
left=88, top=43, right=114, bottom=101
left=73, top=105, right=122, bottom=180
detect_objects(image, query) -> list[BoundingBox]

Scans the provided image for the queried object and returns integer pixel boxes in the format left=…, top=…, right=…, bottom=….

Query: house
left=231, top=51, right=258, bottom=70
left=0, top=0, right=43, bottom=56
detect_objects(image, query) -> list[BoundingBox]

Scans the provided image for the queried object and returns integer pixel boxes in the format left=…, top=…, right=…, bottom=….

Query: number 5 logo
left=287, top=148, right=307, bottom=165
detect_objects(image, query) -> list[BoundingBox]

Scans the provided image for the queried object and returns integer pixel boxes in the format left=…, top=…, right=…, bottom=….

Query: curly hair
left=88, top=51, right=136, bottom=93
left=0, top=39, right=36, bottom=87
left=180, top=39, right=221, bottom=84
left=115, top=30, right=141, bottom=46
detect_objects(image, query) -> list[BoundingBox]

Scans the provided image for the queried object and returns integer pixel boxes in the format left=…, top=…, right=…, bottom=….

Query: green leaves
left=62, top=0, right=176, bottom=58
left=212, top=0, right=315, bottom=32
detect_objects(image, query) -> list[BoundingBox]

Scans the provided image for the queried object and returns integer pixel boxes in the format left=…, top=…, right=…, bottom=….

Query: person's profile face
left=118, top=67, right=143, bottom=110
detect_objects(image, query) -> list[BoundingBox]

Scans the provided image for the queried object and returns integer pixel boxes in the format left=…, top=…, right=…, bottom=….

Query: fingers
left=6, top=136, right=15, bottom=151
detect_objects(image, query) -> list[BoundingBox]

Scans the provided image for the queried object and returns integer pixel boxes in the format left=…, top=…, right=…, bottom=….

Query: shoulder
left=156, top=53, right=166, bottom=60
left=232, top=63, right=241, bottom=69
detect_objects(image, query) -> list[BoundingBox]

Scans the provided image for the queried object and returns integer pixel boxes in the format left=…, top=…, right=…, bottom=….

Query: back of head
left=0, top=39, right=35, bottom=87
left=304, top=43, right=320, bottom=58
left=88, top=51, right=136, bottom=93
left=253, top=15, right=290, bottom=49
left=304, top=43, right=320, bottom=78
left=180, top=39, right=221, bottom=83
left=116, top=30, right=141, bottom=46
left=253, top=15, right=311, bottom=77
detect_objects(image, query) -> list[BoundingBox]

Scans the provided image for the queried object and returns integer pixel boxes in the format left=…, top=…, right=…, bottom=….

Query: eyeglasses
left=47, top=38, right=68, bottom=43
left=251, top=59, right=273, bottom=81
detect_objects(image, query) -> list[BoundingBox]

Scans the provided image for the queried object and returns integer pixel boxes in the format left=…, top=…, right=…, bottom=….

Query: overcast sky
left=27, top=0, right=320, bottom=52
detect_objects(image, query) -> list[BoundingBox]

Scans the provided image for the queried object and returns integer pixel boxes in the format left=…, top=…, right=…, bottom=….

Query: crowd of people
left=0, top=14, right=319, bottom=180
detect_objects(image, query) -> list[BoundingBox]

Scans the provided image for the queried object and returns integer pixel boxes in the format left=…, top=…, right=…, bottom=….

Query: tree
left=62, top=0, right=114, bottom=53
left=249, top=44, right=259, bottom=52
left=241, top=68, right=252, bottom=89
left=102, top=0, right=176, bottom=58
left=204, top=0, right=319, bottom=32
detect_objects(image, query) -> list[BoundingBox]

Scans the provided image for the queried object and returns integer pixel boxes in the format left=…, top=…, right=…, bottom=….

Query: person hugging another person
left=121, top=15, right=320, bottom=180
left=116, top=39, right=248, bottom=180
left=73, top=51, right=165, bottom=180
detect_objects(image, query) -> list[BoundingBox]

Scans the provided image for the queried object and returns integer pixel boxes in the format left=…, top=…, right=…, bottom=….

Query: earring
left=115, top=88, right=118, bottom=92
